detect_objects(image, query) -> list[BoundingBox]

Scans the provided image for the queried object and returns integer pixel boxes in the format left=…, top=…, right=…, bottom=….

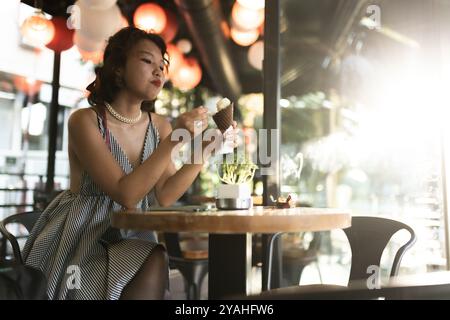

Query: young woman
left=22, top=27, right=238, bottom=300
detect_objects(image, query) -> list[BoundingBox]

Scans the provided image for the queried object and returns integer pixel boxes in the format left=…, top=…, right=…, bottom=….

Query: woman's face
left=121, top=39, right=166, bottom=101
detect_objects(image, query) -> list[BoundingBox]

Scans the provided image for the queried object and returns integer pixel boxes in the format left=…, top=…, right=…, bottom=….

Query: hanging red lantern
left=160, top=10, right=179, bottom=43
left=230, top=27, right=259, bottom=46
left=231, top=3, right=264, bottom=31
left=76, top=1, right=122, bottom=41
left=46, top=17, right=74, bottom=52
left=176, top=39, right=192, bottom=54
left=20, top=10, right=55, bottom=47
left=133, top=3, right=167, bottom=33
left=237, top=0, right=265, bottom=10
left=166, top=43, right=184, bottom=79
left=171, top=57, right=202, bottom=91
left=248, top=40, right=264, bottom=70
left=13, top=76, right=43, bottom=96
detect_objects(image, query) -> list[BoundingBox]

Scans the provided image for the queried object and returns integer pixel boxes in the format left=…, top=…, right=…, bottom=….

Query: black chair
left=265, top=216, right=416, bottom=293
left=266, top=232, right=323, bottom=290
left=281, top=232, right=323, bottom=287
left=164, top=233, right=208, bottom=300
left=0, top=212, right=48, bottom=300
left=343, top=216, right=416, bottom=281
left=0, top=211, right=41, bottom=264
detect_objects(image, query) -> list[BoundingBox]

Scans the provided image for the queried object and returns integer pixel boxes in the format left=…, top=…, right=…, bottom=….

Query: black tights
left=120, top=245, right=169, bottom=300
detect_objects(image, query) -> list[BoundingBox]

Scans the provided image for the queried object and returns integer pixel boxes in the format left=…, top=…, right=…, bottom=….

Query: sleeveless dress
left=22, top=108, right=161, bottom=300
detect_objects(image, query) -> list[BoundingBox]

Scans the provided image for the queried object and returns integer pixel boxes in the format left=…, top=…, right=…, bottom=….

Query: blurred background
left=1, top=0, right=450, bottom=292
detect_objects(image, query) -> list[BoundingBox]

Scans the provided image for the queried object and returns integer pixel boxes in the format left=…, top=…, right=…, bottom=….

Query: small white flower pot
left=216, top=184, right=252, bottom=210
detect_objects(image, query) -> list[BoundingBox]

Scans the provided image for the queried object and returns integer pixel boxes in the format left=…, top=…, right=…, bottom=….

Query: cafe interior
left=1, top=0, right=450, bottom=300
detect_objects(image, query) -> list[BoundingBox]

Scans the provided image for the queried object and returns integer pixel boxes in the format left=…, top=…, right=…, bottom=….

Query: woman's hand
left=173, top=106, right=208, bottom=138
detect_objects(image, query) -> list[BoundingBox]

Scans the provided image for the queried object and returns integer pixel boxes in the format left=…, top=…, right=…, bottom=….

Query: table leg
left=208, top=233, right=252, bottom=299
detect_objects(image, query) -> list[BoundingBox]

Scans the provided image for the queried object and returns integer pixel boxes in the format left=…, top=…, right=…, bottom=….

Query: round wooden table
left=112, top=206, right=351, bottom=299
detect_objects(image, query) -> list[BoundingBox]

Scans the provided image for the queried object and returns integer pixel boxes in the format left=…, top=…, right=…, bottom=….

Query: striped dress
left=22, top=108, right=161, bottom=300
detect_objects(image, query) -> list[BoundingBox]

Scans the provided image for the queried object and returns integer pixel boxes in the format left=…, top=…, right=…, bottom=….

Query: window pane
left=280, top=0, right=449, bottom=284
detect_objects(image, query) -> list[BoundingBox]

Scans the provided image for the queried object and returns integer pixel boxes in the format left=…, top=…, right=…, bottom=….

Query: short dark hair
left=86, top=27, right=169, bottom=111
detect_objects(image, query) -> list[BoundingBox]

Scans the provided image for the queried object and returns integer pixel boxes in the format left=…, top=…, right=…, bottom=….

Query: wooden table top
left=112, top=206, right=352, bottom=234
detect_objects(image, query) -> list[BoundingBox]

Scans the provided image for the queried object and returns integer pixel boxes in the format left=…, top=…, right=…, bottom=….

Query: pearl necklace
left=105, top=102, right=142, bottom=124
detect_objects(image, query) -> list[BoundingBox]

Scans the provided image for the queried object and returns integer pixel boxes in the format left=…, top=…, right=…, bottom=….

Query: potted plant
left=215, top=154, right=258, bottom=210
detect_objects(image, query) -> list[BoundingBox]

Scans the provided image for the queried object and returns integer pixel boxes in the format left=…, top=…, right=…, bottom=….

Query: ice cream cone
left=213, top=103, right=234, bottom=133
